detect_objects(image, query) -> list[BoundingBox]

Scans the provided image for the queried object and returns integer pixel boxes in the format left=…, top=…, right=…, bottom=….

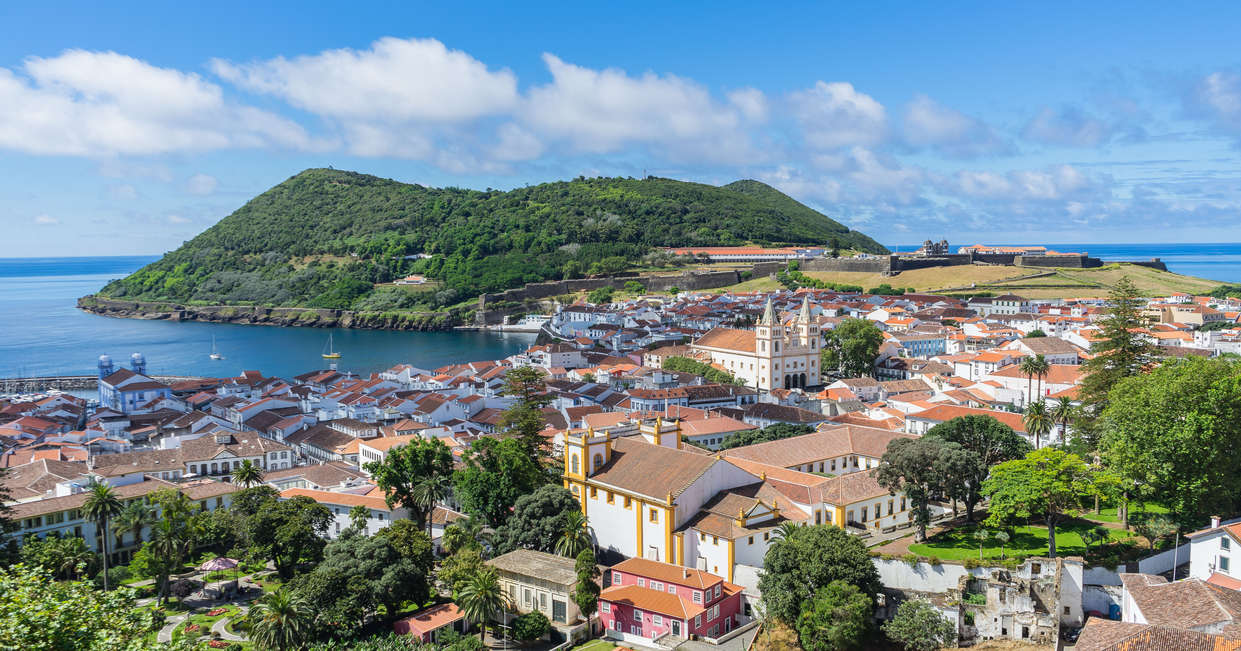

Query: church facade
left=690, top=296, right=820, bottom=390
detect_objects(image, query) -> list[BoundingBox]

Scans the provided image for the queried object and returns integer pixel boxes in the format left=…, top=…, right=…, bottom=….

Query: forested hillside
left=98, top=169, right=886, bottom=311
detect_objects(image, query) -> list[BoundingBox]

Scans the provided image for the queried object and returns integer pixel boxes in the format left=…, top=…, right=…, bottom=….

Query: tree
left=412, top=474, right=453, bottom=536
left=82, top=482, right=123, bottom=591
left=623, top=280, right=645, bottom=294
left=1030, top=354, right=1050, bottom=402
left=365, top=437, right=455, bottom=531
left=455, top=437, right=550, bottom=528
left=924, top=415, right=1032, bottom=521
left=554, top=509, right=594, bottom=558
left=1078, top=277, right=1157, bottom=443
left=794, top=580, right=872, bottom=651
left=348, top=505, right=370, bottom=533
left=497, top=366, right=553, bottom=459
left=882, top=598, right=956, bottom=651
left=587, top=286, right=614, bottom=304
left=457, top=566, right=508, bottom=641
left=1023, top=400, right=1053, bottom=449
left=293, top=530, right=433, bottom=635
left=1131, top=513, right=1177, bottom=550
left=758, top=525, right=881, bottom=624
left=983, top=448, right=1100, bottom=557
left=248, top=496, right=332, bottom=578
left=149, top=520, right=190, bottom=604
left=440, top=517, right=493, bottom=557
left=0, top=564, right=151, bottom=650
left=973, top=530, right=990, bottom=560
left=993, top=530, right=1010, bottom=560
left=829, top=236, right=842, bottom=258
left=821, top=319, right=884, bottom=378
left=771, top=521, right=803, bottom=541
left=495, top=485, right=580, bottom=554
left=375, top=518, right=436, bottom=570
left=231, top=485, right=281, bottom=518
left=115, top=500, right=156, bottom=550
left=1026, top=329, right=1047, bottom=338
left=440, top=547, right=486, bottom=598
left=1019, top=356, right=1039, bottom=406
left=249, top=588, right=314, bottom=651
left=875, top=438, right=953, bottom=542
left=1099, top=357, right=1241, bottom=529
left=1050, top=396, right=1077, bottom=440
left=572, top=548, right=601, bottom=623
left=512, top=610, right=551, bottom=642
left=232, top=459, right=264, bottom=488
left=18, top=535, right=96, bottom=580
left=1081, top=526, right=1110, bottom=555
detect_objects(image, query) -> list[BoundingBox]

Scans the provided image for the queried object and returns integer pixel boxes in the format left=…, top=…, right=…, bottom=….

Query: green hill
left=97, top=169, right=887, bottom=311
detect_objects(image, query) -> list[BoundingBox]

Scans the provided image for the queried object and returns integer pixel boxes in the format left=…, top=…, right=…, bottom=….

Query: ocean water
left=0, top=257, right=535, bottom=379
left=889, top=243, right=1241, bottom=283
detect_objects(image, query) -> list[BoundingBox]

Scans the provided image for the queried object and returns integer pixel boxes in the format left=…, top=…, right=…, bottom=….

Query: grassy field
left=908, top=521, right=1137, bottom=561
left=1080, top=503, right=1169, bottom=524
left=571, top=640, right=616, bottom=651
left=713, top=262, right=1221, bottom=298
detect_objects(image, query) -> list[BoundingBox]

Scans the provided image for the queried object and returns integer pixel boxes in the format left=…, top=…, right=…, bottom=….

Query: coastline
left=76, top=295, right=464, bottom=332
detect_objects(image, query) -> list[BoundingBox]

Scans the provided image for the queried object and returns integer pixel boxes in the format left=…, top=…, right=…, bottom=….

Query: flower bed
left=208, top=641, right=230, bottom=649
left=184, top=623, right=200, bottom=633
left=207, top=608, right=227, bottom=617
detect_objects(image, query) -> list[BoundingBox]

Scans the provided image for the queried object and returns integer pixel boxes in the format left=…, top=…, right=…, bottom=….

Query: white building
left=691, top=297, right=820, bottom=391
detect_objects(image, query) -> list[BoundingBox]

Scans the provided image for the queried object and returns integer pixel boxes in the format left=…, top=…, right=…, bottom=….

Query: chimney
left=1213, top=515, right=1222, bottom=529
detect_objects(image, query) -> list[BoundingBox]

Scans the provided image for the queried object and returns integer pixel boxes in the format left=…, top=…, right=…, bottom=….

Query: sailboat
left=209, top=335, right=224, bottom=360
left=322, top=333, right=342, bottom=359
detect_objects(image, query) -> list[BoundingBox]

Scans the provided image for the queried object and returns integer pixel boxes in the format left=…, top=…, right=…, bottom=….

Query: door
left=672, top=620, right=681, bottom=637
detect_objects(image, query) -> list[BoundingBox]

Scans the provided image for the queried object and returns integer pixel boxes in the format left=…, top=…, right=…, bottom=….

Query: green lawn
left=1080, top=503, right=1169, bottom=524
left=571, top=640, right=616, bottom=651
left=908, top=521, right=1136, bottom=561
left=169, top=604, right=243, bottom=644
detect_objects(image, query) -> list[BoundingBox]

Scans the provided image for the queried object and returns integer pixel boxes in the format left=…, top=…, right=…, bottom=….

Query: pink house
left=599, top=558, right=744, bottom=644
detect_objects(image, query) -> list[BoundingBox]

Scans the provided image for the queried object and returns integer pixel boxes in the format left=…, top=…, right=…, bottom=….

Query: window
left=748, top=536, right=754, bottom=545
left=612, top=619, right=621, bottom=632
left=601, top=602, right=611, bottom=614
left=900, top=497, right=906, bottom=511
left=1225, top=537, right=1233, bottom=551
left=712, top=536, right=718, bottom=545
left=625, top=496, right=632, bottom=509
left=589, top=487, right=597, bottom=498
left=607, top=492, right=614, bottom=505
left=613, top=571, right=623, bottom=584
left=637, top=578, right=645, bottom=587
left=693, top=591, right=702, bottom=603
left=651, top=581, right=663, bottom=591
left=650, top=509, right=659, bottom=523
left=634, top=609, right=644, bottom=620
left=763, top=532, right=770, bottom=541
left=1222, top=557, right=1232, bottom=572
left=714, top=585, right=720, bottom=598
left=861, top=507, right=868, bottom=522
left=668, top=584, right=676, bottom=594
left=694, top=615, right=702, bottom=627
left=524, top=589, right=532, bottom=606
left=888, top=499, right=894, bottom=516
left=710, top=604, right=719, bottom=620
left=653, top=614, right=663, bottom=626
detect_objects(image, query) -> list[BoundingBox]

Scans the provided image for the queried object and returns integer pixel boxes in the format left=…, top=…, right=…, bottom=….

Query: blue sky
left=3, top=1, right=1241, bottom=256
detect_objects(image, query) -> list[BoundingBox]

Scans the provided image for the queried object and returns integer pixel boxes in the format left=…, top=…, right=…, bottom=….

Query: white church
left=690, top=296, right=820, bottom=390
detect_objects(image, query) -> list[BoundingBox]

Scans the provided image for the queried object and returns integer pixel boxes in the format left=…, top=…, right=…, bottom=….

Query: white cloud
left=212, top=37, right=519, bottom=124
left=789, top=81, right=887, bottom=149
left=728, top=88, right=769, bottom=122
left=954, top=164, right=1104, bottom=201
left=168, top=214, right=190, bottom=224
left=903, top=94, right=1008, bottom=157
left=186, top=173, right=219, bottom=196
left=491, top=123, right=544, bottom=162
left=0, top=49, right=314, bottom=156
left=1022, top=106, right=1111, bottom=146
left=522, top=54, right=758, bottom=161
left=1187, top=71, right=1241, bottom=138
left=33, top=214, right=58, bottom=225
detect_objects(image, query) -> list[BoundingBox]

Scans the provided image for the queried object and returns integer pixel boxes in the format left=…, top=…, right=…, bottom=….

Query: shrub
left=511, top=611, right=550, bottom=642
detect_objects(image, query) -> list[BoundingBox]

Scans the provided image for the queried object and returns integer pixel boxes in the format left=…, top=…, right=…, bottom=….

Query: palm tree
left=458, top=566, right=508, bottom=641
left=232, top=459, right=264, bottom=488
left=973, top=529, right=990, bottom=560
left=1030, top=354, right=1050, bottom=401
left=115, top=501, right=155, bottom=549
left=348, top=504, right=370, bottom=532
left=151, top=519, right=189, bottom=604
left=1050, top=396, right=1076, bottom=440
left=411, top=474, right=453, bottom=535
left=82, top=482, right=123, bottom=590
left=443, top=516, right=495, bottom=557
left=770, top=521, right=802, bottom=541
left=56, top=537, right=97, bottom=580
left=1018, top=356, right=1038, bottom=406
left=994, top=530, right=1010, bottom=560
left=249, top=588, right=313, bottom=651
left=1024, top=400, right=1053, bottom=449
left=554, top=510, right=594, bottom=558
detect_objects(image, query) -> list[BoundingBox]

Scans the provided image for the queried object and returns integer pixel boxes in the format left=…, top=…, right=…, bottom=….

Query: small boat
left=209, top=335, right=224, bottom=360
left=322, top=333, right=342, bottom=359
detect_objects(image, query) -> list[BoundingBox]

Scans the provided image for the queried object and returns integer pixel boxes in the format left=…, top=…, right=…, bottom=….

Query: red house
left=393, top=603, right=466, bottom=643
left=599, top=558, right=745, bottom=644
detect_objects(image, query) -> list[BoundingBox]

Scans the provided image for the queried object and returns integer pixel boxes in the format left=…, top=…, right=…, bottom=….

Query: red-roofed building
left=601, top=557, right=744, bottom=643
left=392, top=603, right=466, bottom=642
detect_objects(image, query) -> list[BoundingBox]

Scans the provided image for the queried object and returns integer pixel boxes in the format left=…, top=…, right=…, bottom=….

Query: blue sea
left=889, top=243, right=1241, bottom=284
left=0, top=256, right=535, bottom=379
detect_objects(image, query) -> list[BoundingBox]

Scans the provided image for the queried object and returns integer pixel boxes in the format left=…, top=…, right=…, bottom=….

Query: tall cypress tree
left=1077, top=277, right=1156, bottom=447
